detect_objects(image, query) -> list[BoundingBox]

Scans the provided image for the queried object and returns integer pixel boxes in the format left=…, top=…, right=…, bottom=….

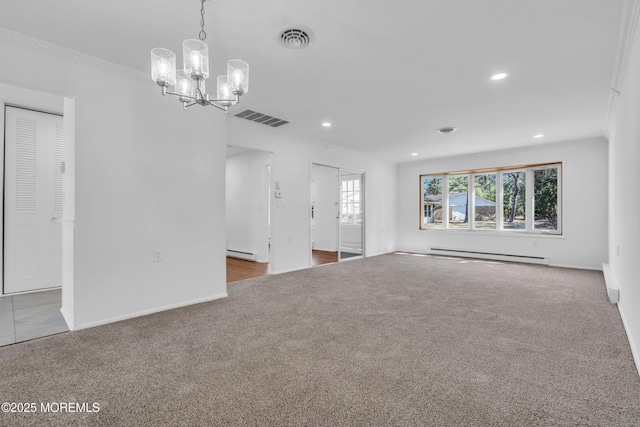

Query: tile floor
left=0, top=288, right=69, bottom=347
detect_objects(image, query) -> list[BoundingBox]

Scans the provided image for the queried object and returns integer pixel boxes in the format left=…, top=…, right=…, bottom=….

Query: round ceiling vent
left=279, top=27, right=315, bottom=49
left=437, top=127, right=458, bottom=134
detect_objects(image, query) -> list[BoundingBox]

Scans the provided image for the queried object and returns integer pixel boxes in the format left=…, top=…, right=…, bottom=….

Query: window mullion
left=557, top=165, right=562, bottom=234
left=443, top=175, right=449, bottom=229
left=526, top=169, right=534, bottom=232
left=420, top=176, right=425, bottom=229
left=469, top=173, right=475, bottom=230
left=497, top=171, right=504, bottom=231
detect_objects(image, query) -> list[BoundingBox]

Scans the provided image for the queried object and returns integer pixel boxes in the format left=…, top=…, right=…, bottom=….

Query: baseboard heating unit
left=226, top=249, right=257, bottom=262
left=428, top=247, right=550, bottom=265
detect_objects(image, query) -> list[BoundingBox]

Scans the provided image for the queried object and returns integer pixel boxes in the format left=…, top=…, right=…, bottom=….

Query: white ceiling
left=0, top=0, right=623, bottom=163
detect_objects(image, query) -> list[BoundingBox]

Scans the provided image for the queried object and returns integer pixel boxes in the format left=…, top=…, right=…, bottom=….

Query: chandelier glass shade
left=150, top=0, right=249, bottom=112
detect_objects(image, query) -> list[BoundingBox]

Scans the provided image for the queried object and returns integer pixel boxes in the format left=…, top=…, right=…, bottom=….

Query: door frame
left=309, top=161, right=366, bottom=266
left=0, top=82, right=75, bottom=329
left=3, top=105, right=64, bottom=294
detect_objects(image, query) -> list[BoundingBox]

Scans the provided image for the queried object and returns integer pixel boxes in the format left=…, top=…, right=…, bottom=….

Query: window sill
left=419, top=228, right=565, bottom=239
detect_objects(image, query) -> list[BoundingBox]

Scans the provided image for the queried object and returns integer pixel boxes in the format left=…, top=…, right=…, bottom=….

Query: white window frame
left=500, top=168, right=527, bottom=233
left=340, top=175, right=361, bottom=225
left=419, top=162, right=562, bottom=235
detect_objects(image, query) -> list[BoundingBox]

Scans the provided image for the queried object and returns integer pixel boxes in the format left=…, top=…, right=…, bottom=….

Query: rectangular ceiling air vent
left=234, top=109, right=289, bottom=128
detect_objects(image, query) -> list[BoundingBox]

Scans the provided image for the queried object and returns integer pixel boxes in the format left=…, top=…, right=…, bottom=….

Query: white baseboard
left=271, top=265, right=310, bottom=275
left=618, top=304, right=640, bottom=378
left=69, top=293, right=228, bottom=331
left=59, top=306, right=73, bottom=330
left=549, top=263, right=602, bottom=271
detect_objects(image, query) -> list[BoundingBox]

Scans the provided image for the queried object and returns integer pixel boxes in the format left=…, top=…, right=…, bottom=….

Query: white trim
left=602, top=262, right=620, bottom=303
left=421, top=164, right=561, bottom=235
left=419, top=228, right=566, bottom=239
left=67, top=293, right=228, bottom=331
left=618, top=304, right=640, bottom=378
left=605, top=0, right=640, bottom=137
left=271, top=265, right=310, bottom=275
left=548, top=263, right=602, bottom=271
left=59, top=304, right=73, bottom=330
left=0, top=28, right=148, bottom=83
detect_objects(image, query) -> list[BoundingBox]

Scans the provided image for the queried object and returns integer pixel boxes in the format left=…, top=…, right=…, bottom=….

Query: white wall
left=226, top=119, right=397, bottom=274
left=226, top=149, right=271, bottom=262
left=608, top=6, right=640, bottom=374
left=0, top=32, right=227, bottom=329
left=396, top=137, right=608, bottom=270
left=311, top=164, right=338, bottom=252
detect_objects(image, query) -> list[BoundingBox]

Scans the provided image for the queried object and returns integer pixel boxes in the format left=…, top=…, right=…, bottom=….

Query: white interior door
left=4, top=106, right=63, bottom=294
left=311, top=164, right=338, bottom=252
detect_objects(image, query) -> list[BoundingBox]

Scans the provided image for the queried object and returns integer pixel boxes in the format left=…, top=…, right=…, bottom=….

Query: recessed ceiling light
left=411, top=153, right=418, bottom=156
left=491, top=73, right=508, bottom=80
left=436, top=127, right=457, bottom=134
left=534, top=134, right=544, bottom=138
left=322, top=122, right=331, bottom=127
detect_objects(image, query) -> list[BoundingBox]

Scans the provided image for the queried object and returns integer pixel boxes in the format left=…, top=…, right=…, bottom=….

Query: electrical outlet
left=152, top=249, right=162, bottom=262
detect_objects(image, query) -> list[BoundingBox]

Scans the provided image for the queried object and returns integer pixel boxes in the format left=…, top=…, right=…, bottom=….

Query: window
left=533, top=166, right=559, bottom=231
left=340, top=175, right=362, bottom=225
left=420, top=163, right=561, bottom=234
left=474, top=173, right=497, bottom=229
left=502, top=170, right=526, bottom=230
left=448, top=175, right=469, bottom=229
left=422, top=176, right=443, bottom=228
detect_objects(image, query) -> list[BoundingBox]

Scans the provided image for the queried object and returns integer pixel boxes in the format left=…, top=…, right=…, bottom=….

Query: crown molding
left=0, top=27, right=148, bottom=83
left=605, top=0, right=640, bottom=137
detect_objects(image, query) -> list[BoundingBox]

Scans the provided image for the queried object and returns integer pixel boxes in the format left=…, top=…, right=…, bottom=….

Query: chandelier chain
left=199, top=0, right=207, bottom=41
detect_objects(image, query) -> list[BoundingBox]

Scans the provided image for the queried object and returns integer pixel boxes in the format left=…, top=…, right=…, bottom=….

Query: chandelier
left=150, top=0, right=249, bottom=112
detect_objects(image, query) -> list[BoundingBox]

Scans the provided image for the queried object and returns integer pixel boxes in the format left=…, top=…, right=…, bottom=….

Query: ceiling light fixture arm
left=160, top=84, right=239, bottom=113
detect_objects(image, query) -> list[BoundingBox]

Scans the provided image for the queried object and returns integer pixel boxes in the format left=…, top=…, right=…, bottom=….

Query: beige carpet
left=1, top=253, right=639, bottom=426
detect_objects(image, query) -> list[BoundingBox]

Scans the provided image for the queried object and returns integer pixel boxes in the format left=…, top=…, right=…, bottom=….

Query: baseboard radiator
left=428, top=247, right=550, bottom=265
left=602, top=263, right=619, bottom=304
left=226, top=249, right=257, bottom=262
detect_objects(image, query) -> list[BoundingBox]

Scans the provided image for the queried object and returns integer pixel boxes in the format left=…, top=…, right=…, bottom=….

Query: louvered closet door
left=4, top=106, right=63, bottom=294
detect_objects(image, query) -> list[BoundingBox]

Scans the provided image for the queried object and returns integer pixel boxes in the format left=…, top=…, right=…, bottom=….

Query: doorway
left=3, top=106, right=63, bottom=295
left=311, top=164, right=364, bottom=265
left=226, top=146, right=272, bottom=281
